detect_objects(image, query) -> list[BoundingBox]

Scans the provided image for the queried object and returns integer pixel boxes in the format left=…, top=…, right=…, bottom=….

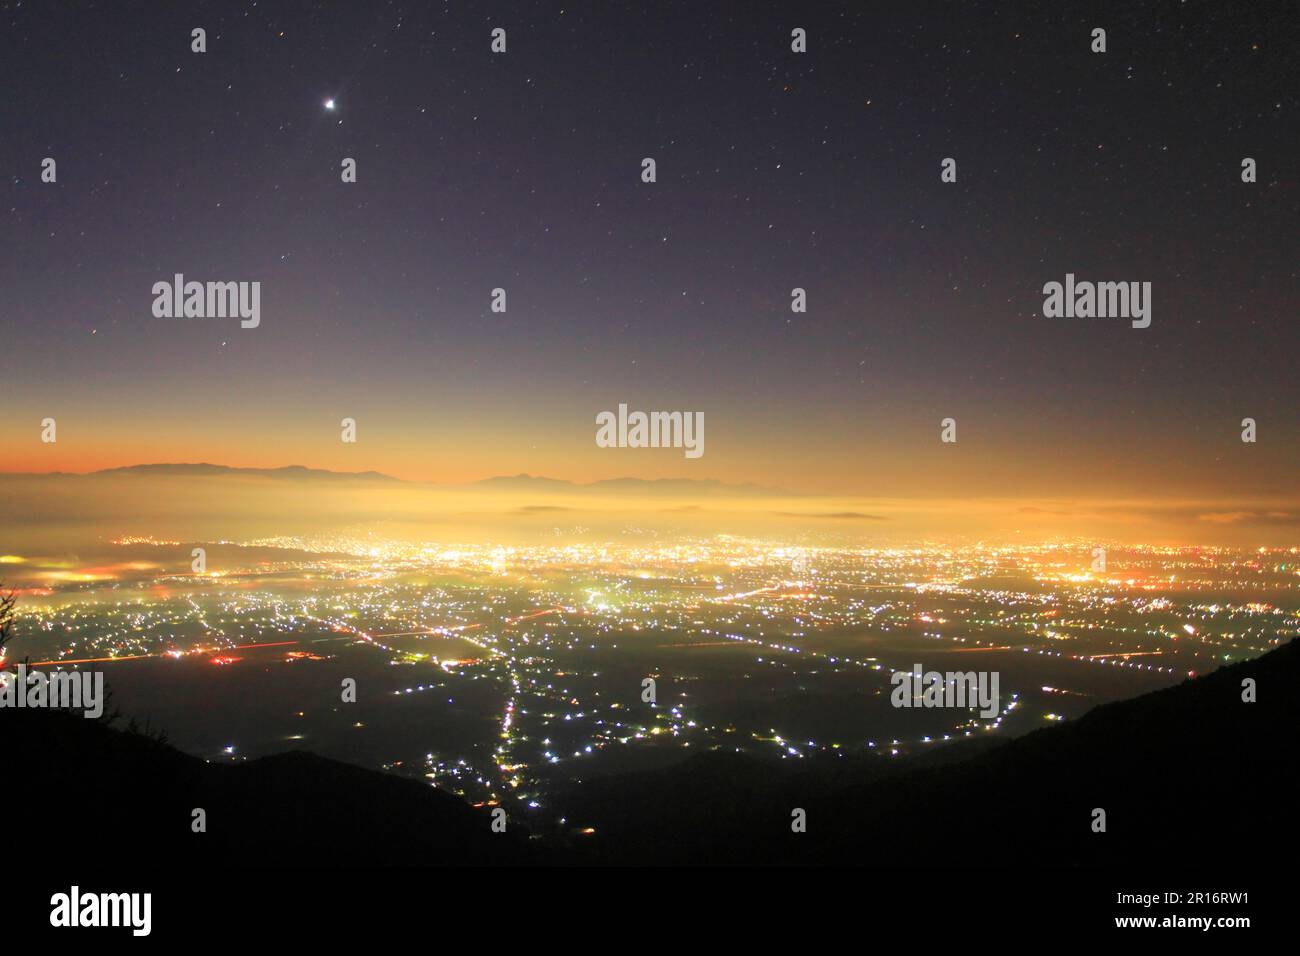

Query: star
left=324, top=98, right=336, bottom=111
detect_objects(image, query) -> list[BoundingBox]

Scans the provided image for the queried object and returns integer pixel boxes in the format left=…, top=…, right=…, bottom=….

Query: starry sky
left=1, top=0, right=1296, bottom=501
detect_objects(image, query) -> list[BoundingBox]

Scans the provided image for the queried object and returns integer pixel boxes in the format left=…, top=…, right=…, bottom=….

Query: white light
left=324, top=99, right=336, bottom=110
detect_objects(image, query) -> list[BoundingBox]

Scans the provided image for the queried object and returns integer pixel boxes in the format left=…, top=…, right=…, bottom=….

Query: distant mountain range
left=88, top=463, right=402, bottom=482
left=4, top=464, right=790, bottom=496
left=473, top=473, right=791, bottom=497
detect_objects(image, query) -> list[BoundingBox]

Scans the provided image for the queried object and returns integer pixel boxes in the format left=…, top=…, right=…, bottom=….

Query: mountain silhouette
left=89, top=463, right=402, bottom=482
left=558, top=638, right=1298, bottom=864
left=475, top=474, right=790, bottom=496
left=7, top=639, right=1294, bottom=865
left=6, top=708, right=535, bottom=865
left=5, top=466, right=787, bottom=496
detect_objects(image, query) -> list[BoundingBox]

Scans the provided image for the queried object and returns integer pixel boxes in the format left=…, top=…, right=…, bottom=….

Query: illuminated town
left=5, top=536, right=1295, bottom=834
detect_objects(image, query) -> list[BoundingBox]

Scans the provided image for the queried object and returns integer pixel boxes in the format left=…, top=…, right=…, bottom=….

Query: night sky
left=2, top=1, right=1296, bottom=499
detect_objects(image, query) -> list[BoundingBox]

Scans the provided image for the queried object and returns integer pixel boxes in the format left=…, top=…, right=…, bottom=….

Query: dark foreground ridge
left=9, top=639, right=1296, bottom=866
left=561, top=638, right=1299, bottom=865
left=8, top=710, right=537, bottom=865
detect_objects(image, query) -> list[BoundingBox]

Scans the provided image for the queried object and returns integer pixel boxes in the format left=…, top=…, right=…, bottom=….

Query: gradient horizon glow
left=1, top=3, right=1296, bottom=540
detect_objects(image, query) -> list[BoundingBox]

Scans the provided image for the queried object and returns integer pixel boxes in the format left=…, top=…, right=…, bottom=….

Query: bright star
left=324, top=98, right=335, bottom=110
